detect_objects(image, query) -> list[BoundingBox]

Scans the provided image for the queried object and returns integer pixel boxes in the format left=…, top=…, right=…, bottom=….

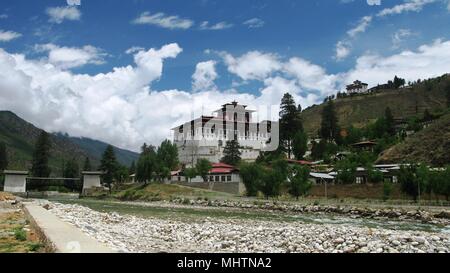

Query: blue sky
left=1, top=0, right=450, bottom=150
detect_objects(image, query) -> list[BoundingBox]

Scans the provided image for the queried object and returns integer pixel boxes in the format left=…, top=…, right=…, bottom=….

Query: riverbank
left=45, top=201, right=449, bottom=253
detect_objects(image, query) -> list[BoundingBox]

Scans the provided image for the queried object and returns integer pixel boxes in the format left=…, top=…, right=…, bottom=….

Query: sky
left=0, top=0, right=450, bottom=152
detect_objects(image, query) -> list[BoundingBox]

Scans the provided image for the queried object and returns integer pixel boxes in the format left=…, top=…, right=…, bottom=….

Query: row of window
left=209, top=175, right=232, bottom=182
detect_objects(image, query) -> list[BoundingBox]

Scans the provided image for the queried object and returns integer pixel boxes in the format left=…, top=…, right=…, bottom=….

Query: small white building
left=346, top=80, right=368, bottom=94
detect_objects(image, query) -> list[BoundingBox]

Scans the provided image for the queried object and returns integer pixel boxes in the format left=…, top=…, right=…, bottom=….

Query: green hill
left=301, top=75, right=449, bottom=136
left=377, top=112, right=450, bottom=166
left=0, top=111, right=138, bottom=174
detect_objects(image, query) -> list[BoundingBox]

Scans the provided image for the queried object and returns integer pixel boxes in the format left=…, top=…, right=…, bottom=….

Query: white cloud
left=377, top=0, right=435, bottom=17
left=335, top=41, right=351, bottom=61
left=220, top=51, right=282, bottom=81
left=125, top=46, right=145, bottom=55
left=192, top=60, right=218, bottom=92
left=345, top=39, right=450, bottom=86
left=367, top=0, right=381, bottom=6
left=132, top=12, right=194, bottom=30
left=0, top=14, right=8, bottom=19
left=243, top=18, right=265, bottom=28
left=0, top=30, right=22, bottom=42
left=34, top=44, right=107, bottom=69
left=392, top=29, right=415, bottom=48
left=67, top=0, right=81, bottom=6
left=46, top=6, right=81, bottom=24
left=199, top=21, right=233, bottom=30
left=347, top=16, right=372, bottom=37
left=1, top=39, right=449, bottom=151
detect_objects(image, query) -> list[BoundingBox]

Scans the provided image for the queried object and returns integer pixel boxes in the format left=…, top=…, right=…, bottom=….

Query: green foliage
left=100, top=145, right=119, bottom=190
left=184, top=167, right=197, bottom=183
left=292, top=131, right=308, bottom=160
left=311, top=139, right=338, bottom=161
left=195, top=159, right=212, bottom=182
left=129, top=160, right=136, bottom=174
left=398, top=165, right=420, bottom=201
left=239, top=162, right=264, bottom=196
left=367, top=165, right=384, bottom=183
left=0, top=141, right=8, bottom=171
left=114, top=165, right=130, bottom=185
left=157, top=140, right=179, bottom=171
left=14, top=228, right=27, bottom=241
left=320, top=100, right=341, bottom=144
left=31, top=131, right=52, bottom=178
left=279, top=93, right=304, bottom=158
left=383, top=181, right=392, bottom=201
left=63, top=157, right=80, bottom=191
left=221, top=140, right=242, bottom=166
left=288, top=165, right=311, bottom=199
left=336, top=159, right=357, bottom=184
left=135, top=144, right=157, bottom=184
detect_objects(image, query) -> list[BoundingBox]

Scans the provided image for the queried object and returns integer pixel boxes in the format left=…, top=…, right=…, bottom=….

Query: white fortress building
left=172, top=101, right=279, bottom=167
left=346, top=80, right=368, bottom=94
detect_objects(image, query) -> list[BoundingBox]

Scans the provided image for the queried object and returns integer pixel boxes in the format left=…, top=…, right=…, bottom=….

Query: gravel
left=44, top=201, right=450, bottom=253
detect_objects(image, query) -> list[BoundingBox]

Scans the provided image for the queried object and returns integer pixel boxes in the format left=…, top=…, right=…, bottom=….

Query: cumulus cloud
left=0, top=30, right=22, bottom=42
left=67, top=0, right=81, bottom=6
left=34, top=44, right=107, bottom=69
left=347, top=16, right=372, bottom=37
left=46, top=6, right=81, bottom=24
left=1, top=39, right=449, bottom=151
left=199, top=21, right=233, bottom=30
left=132, top=12, right=194, bottom=30
left=377, top=0, right=435, bottom=17
left=192, top=60, right=218, bottom=92
left=335, top=41, right=351, bottom=61
left=243, top=18, right=265, bottom=28
left=219, top=51, right=282, bottom=81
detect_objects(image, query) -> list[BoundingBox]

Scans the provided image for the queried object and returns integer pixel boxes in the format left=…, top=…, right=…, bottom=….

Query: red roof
left=286, top=159, right=314, bottom=165
left=209, top=163, right=237, bottom=174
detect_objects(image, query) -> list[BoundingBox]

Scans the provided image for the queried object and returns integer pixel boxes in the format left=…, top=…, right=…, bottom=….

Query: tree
left=136, top=144, right=157, bottom=184
left=336, top=159, right=357, bottom=184
left=445, top=80, right=450, bottom=108
left=393, top=76, right=405, bottom=89
left=279, top=93, right=304, bottom=158
left=399, top=165, right=422, bottom=201
left=129, top=160, right=136, bottom=174
left=0, top=142, right=8, bottom=171
left=221, top=140, right=242, bottom=166
left=288, top=165, right=311, bottom=200
left=195, top=159, right=212, bottom=183
left=292, top=131, right=308, bottom=160
left=63, top=158, right=79, bottom=191
left=83, top=157, right=92, bottom=171
left=184, top=167, right=197, bottom=183
left=423, top=109, right=433, bottom=122
left=157, top=140, right=179, bottom=171
left=384, top=107, right=395, bottom=136
left=383, top=181, right=392, bottom=201
left=320, top=100, right=341, bottom=144
left=367, top=165, right=384, bottom=184
left=31, top=131, right=52, bottom=178
left=239, top=162, right=264, bottom=196
left=100, top=145, right=119, bottom=192
left=114, top=165, right=130, bottom=185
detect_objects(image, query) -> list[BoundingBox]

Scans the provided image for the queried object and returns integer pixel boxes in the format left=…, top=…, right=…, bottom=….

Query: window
left=221, top=176, right=226, bottom=182
left=227, top=176, right=232, bottom=182
left=210, top=176, right=214, bottom=182
left=215, top=176, right=220, bottom=182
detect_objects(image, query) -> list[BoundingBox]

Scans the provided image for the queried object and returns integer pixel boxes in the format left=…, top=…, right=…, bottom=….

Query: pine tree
left=221, top=140, right=242, bottom=166
left=384, top=107, right=395, bottom=136
left=83, top=157, right=92, bottom=171
left=129, top=160, right=136, bottom=174
left=292, top=131, right=308, bottom=160
left=63, top=158, right=79, bottom=191
left=136, top=144, right=157, bottom=184
left=279, top=93, right=304, bottom=158
left=320, top=100, right=340, bottom=143
left=31, top=131, right=52, bottom=178
left=0, top=142, right=8, bottom=171
left=100, top=145, right=119, bottom=191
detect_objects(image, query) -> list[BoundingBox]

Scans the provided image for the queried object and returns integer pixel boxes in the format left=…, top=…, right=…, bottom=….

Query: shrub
left=14, top=228, right=27, bottom=241
left=383, top=181, right=392, bottom=201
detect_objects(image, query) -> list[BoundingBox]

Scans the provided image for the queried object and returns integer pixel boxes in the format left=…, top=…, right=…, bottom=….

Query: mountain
left=377, top=112, right=450, bottom=166
left=300, top=74, right=449, bottom=137
left=0, top=111, right=138, bottom=174
left=59, top=135, right=139, bottom=167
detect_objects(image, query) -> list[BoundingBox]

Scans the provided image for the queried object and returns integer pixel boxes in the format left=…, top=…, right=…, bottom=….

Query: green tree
left=136, top=144, right=157, bottom=184
left=393, top=76, right=405, bottom=89
left=292, top=131, right=308, bottom=160
left=336, top=159, right=357, bottom=184
left=384, top=107, right=395, bottom=136
left=63, top=158, right=79, bottom=191
left=221, top=140, right=242, bottom=166
left=100, top=145, right=119, bottom=192
left=320, top=100, right=341, bottom=144
left=31, top=131, right=52, bottom=178
left=399, top=165, right=421, bottom=201
left=279, top=93, right=304, bottom=158
left=239, top=162, right=264, bottom=196
left=157, top=140, right=179, bottom=171
left=0, top=142, right=8, bottom=171
left=129, top=160, right=136, bottom=174
left=383, top=181, right=392, bottom=201
left=184, top=167, right=197, bottom=183
left=83, top=157, right=92, bottom=171
left=195, top=159, right=212, bottom=183
left=288, top=165, right=311, bottom=200
left=445, top=80, right=450, bottom=108
left=367, top=165, right=384, bottom=184
left=114, top=165, right=130, bottom=185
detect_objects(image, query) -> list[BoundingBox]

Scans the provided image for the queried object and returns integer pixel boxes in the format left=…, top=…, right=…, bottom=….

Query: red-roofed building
left=168, top=162, right=242, bottom=184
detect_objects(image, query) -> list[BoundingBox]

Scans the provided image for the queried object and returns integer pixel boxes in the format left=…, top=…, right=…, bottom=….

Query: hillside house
left=346, top=80, right=368, bottom=94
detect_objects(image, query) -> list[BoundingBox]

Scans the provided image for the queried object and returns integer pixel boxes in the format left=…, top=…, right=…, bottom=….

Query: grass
left=0, top=211, right=44, bottom=253
left=113, top=183, right=233, bottom=202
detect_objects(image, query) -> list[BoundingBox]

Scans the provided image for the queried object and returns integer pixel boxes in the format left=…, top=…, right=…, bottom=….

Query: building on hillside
left=346, top=80, right=368, bottom=94
left=172, top=101, right=278, bottom=167
left=168, top=163, right=242, bottom=184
